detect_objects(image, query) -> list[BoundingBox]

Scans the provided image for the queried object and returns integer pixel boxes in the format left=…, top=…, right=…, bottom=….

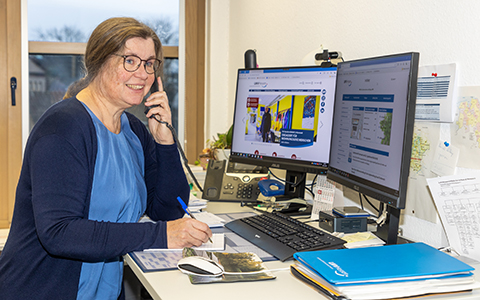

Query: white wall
left=205, top=0, right=480, bottom=247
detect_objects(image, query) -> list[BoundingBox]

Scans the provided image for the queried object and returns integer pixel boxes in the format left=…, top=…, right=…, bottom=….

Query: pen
left=177, top=196, right=213, bottom=243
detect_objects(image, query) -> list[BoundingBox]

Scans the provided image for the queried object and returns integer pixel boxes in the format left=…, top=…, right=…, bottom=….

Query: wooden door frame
left=0, top=0, right=22, bottom=228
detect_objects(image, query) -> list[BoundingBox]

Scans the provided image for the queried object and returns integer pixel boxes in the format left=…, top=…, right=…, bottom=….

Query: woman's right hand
left=166, top=218, right=212, bottom=249
left=145, top=77, right=175, bottom=145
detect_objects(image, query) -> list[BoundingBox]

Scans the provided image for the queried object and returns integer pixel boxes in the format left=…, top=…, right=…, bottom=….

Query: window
left=1, top=0, right=205, bottom=227
left=28, top=1, right=180, bottom=45
left=28, top=0, right=180, bottom=131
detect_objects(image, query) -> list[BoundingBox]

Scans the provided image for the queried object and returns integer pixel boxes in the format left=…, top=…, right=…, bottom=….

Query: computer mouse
left=177, top=256, right=224, bottom=277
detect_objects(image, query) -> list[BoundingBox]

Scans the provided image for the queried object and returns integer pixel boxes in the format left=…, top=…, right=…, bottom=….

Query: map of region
left=406, top=123, right=440, bottom=223
left=410, top=132, right=431, bottom=174
left=455, top=96, right=480, bottom=148
left=452, top=86, right=480, bottom=169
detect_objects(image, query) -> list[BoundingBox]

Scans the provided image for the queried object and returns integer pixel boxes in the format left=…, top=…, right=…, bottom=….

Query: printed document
left=427, top=173, right=480, bottom=262
left=415, top=63, right=457, bottom=122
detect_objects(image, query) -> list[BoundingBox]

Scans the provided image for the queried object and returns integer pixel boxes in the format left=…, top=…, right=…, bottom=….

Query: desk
left=125, top=202, right=480, bottom=300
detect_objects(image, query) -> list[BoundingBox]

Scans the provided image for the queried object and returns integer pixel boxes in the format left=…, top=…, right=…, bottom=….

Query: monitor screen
left=229, top=66, right=337, bottom=199
left=327, top=52, right=419, bottom=210
left=229, top=66, right=337, bottom=172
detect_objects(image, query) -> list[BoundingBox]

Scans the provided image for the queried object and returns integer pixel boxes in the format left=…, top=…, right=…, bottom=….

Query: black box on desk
left=319, top=210, right=367, bottom=233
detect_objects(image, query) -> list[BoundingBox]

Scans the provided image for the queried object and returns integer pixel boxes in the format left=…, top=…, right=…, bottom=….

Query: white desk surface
left=125, top=201, right=480, bottom=300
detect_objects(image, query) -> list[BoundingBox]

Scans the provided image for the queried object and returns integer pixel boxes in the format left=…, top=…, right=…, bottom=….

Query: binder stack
left=291, top=242, right=480, bottom=300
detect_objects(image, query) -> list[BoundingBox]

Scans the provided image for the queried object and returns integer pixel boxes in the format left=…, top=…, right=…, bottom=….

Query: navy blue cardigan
left=0, top=98, right=189, bottom=299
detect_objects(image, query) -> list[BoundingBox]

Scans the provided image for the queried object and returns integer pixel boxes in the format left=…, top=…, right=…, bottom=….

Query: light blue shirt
left=77, top=105, right=147, bottom=299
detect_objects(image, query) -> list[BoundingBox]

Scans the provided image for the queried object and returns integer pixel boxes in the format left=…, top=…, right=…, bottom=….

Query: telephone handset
left=143, top=77, right=204, bottom=192
left=144, top=77, right=160, bottom=115
left=150, top=76, right=159, bottom=93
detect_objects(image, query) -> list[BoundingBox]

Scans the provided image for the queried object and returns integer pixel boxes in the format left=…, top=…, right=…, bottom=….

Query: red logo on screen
left=247, top=97, right=259, bottom=108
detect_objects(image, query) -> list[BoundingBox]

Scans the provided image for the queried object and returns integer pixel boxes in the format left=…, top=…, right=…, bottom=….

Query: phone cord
left=151, top=115, right=204, bottom=193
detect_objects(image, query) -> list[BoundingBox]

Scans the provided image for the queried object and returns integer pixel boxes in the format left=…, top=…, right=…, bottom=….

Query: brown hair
left=64, top=17, right=163, bottom=99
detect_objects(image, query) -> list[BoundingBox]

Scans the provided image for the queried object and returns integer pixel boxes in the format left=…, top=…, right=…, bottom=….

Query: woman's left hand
left=145, top=77, right=175, bottom=145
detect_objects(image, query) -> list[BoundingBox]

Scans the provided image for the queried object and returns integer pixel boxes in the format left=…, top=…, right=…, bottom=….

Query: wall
left=205, top=0, right=480, bottom=247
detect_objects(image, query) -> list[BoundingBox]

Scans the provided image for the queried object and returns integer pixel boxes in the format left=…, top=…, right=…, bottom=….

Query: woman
left=0, top=17, right=211, bottom=299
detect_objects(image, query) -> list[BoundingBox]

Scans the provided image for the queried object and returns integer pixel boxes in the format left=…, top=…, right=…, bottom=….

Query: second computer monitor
left=327, top=52, right=420, bottom=210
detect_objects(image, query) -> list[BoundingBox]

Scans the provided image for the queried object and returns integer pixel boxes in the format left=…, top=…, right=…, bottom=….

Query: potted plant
left=198, top=125, right=233, bottom=167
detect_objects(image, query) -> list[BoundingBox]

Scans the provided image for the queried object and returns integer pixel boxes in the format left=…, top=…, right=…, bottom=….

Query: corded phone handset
left=144, top=78, right=160, bottom=115
left=145, top=77, right=203, bottom=192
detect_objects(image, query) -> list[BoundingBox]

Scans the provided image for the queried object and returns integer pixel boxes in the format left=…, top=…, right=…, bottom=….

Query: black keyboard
left=225, top=211, right=346, bottom=261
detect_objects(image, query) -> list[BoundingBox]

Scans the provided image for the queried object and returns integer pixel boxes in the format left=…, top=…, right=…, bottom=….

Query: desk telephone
left=202, top=160, right=268, bottom=201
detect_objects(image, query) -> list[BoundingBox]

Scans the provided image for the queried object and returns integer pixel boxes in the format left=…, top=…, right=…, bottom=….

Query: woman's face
left=99, top=37, right=157, bottom=109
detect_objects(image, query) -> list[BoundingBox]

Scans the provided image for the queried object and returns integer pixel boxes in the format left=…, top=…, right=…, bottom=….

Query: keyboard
left=225, top=211, right=346, bottom=261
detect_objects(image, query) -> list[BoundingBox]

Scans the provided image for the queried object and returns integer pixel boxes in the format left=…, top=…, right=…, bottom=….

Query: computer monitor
left=327, top=52, right=420, bottom=243
left=229, top=65, right=337, bottom=201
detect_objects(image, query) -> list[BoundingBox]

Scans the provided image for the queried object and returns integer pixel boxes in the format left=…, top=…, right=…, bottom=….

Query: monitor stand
left=375, top=205, right=401, bottom=244
left=273, top=170, right=312, bottom=216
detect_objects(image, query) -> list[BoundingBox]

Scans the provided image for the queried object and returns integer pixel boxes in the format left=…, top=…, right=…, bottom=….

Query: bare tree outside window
left=35, top=26, right=87, bottom=43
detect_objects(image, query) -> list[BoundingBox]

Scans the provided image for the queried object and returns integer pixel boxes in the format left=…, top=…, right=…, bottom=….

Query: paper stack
left=188, top=193, right=207, bottom=212
left=292, top=242, right=480, bottom=300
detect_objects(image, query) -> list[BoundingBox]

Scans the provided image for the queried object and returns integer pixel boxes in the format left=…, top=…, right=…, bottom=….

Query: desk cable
left=268, top=168, right=315, bottom=198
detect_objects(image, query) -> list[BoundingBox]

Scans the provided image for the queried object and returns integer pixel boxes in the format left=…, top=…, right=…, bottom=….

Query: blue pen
left=177, top=196, right=212, bottom=243
left=177, top=196, right=192, bottom=216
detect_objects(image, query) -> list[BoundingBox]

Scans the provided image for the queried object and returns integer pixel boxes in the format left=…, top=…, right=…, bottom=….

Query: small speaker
left=244, top=49, right=257, bottom=69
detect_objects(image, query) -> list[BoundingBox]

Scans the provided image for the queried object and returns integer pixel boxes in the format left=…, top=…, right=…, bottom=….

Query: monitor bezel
left=326, top=52, right=420, bottom=209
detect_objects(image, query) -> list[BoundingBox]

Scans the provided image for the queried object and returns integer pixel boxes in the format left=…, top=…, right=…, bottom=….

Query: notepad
left=145, top=233, right=225, bottom=252
left=191, top=211, right=225, bottom=228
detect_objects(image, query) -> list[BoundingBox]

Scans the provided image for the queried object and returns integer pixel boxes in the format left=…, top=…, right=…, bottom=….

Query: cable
left=305, top=186, right=314, bottom=198
left=358, top=192, right=379, bottom=213
left=310, top=174, right=318, bottom=188
left=358, top=192, right=365, bottom=211
left=269, top=168, right=318, bottom=200
left=268, top=168, right=306, bottom=188
left=305, top=174, right=318, bottom=199
left=362, top=193, right=380, bottom=213
left=151, top=115, right=203, bottom=193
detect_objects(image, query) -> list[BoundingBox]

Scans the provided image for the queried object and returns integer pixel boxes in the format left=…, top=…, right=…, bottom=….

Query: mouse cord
left=151, top=115, right=204, bottom=193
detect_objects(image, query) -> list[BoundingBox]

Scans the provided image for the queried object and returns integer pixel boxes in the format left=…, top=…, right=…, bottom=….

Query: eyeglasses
left=114, top=54, right=161, bottom=75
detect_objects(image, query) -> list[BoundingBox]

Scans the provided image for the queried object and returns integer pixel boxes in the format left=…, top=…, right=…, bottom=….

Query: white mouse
left=177, top=256, right=224, bottom=277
